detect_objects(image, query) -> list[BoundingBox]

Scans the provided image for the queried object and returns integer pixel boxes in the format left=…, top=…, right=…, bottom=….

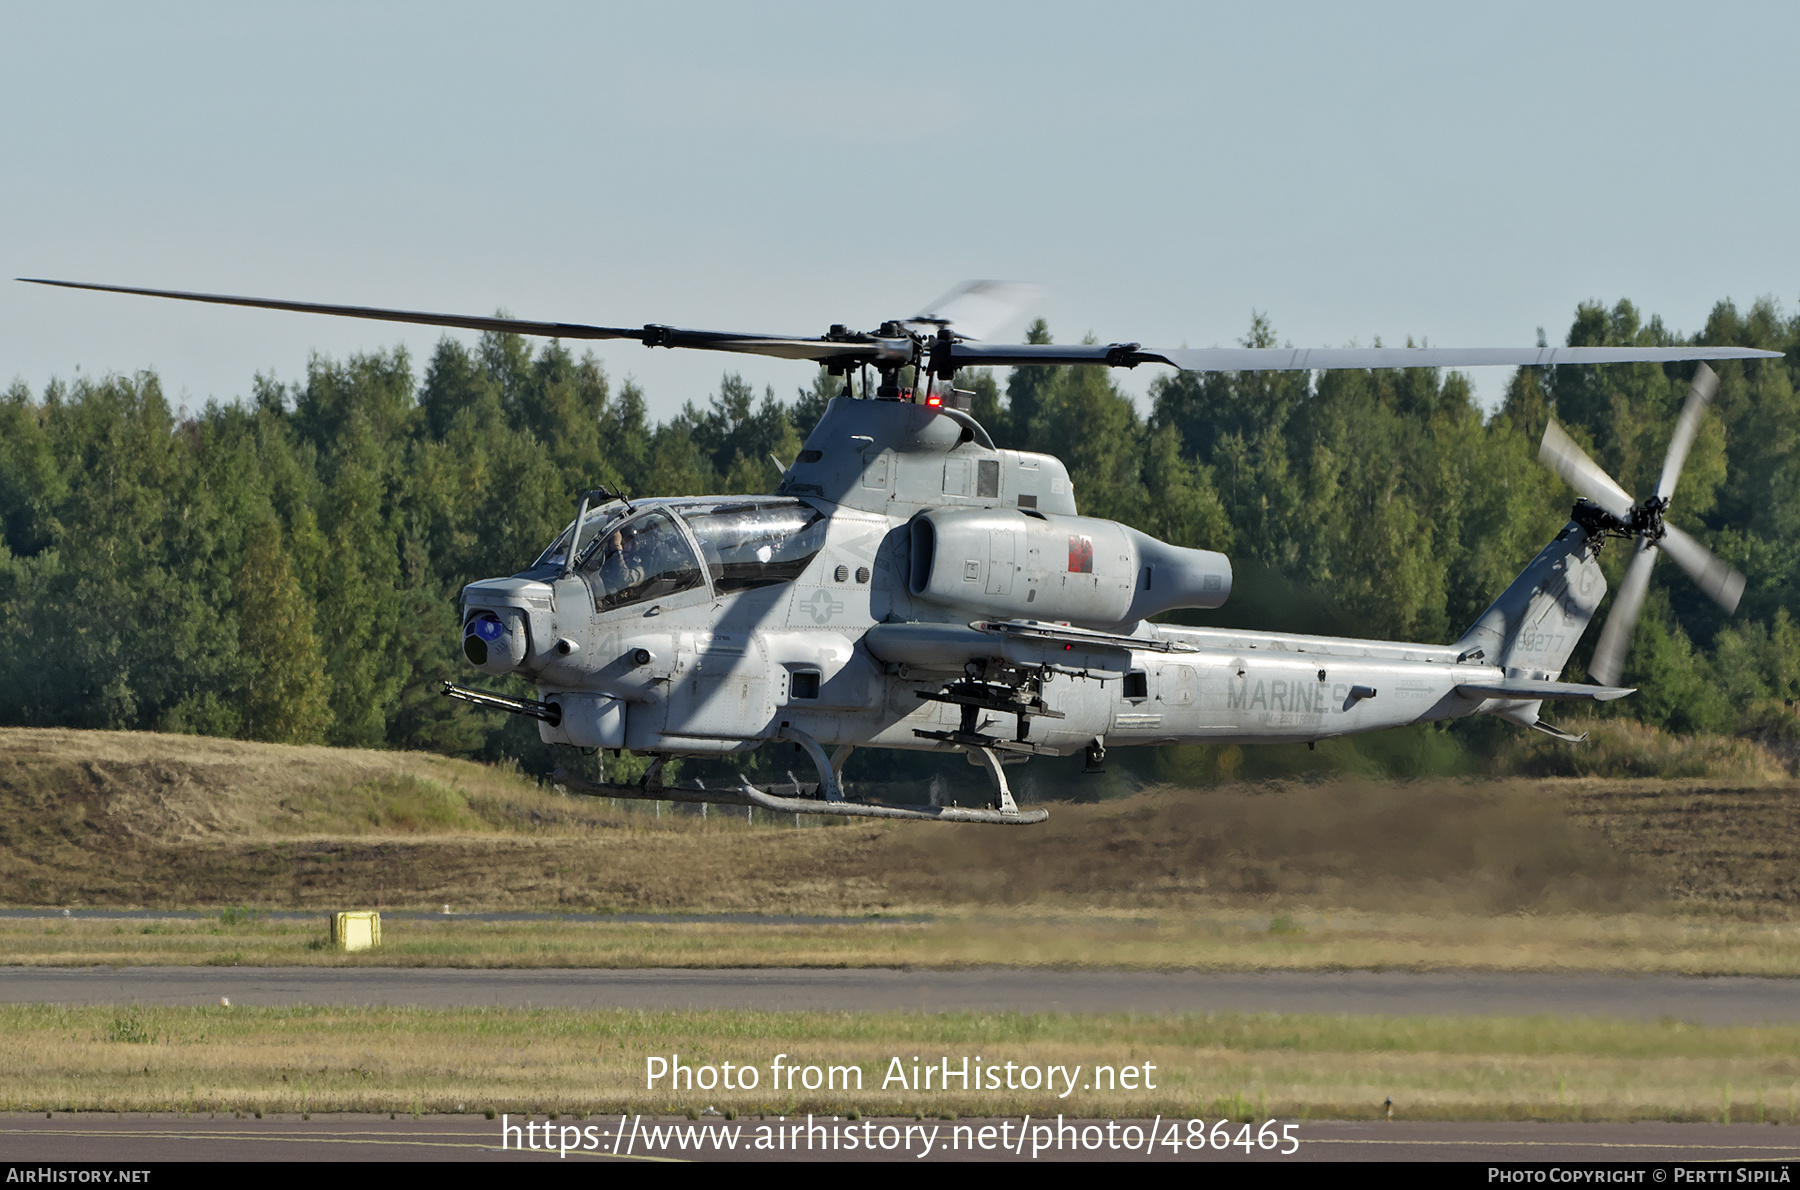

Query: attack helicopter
left=23, top=277, right=1781, bottom=825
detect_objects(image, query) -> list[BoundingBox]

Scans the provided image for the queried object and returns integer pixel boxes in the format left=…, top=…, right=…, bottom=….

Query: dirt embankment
left=1, top=728, right=1794, bottom=916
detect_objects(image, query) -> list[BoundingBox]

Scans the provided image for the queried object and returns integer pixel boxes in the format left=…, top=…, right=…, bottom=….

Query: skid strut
left=450, top=681, right=1044, bottom=824
left=552, top=723, right=1044, bottom=825
left=552, top=770, right=1044, bottom=825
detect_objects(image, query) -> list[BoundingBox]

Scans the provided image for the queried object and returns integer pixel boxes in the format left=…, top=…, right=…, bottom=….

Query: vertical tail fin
left=1454, top=520, right=1608, bottom=730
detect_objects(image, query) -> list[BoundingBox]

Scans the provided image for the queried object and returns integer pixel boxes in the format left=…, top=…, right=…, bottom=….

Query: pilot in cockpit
left=586, top=527, right=644, bottom=601
left=608, top=528, right=647, bottom=589
left=581, top=512, right=706, bottom=610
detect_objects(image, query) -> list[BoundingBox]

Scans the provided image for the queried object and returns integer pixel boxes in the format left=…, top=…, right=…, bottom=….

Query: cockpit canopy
left=681, top=501, right=827, bottom=593
left=533, top=497, right=830, bottom=613
left=534, top=501, right=629, bottom=571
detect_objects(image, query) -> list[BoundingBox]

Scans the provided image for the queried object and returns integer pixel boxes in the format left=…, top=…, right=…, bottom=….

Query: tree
left=954, top=368, right=1002, bottom=435
left=793, top=367, right=843, bottom=435
left=234, top=518, right=331, bottom=743
left=1029, top=351, right=1146, bottom=521
left=1001, top=318, right=1056, bottom=448
left=311, top=399, right=403, bottom=748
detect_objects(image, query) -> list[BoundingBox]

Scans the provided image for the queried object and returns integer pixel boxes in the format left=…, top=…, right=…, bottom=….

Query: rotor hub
left=1630, top=496, right=1670, bottom=541
left=1571, top=496, right=1667, bottom=545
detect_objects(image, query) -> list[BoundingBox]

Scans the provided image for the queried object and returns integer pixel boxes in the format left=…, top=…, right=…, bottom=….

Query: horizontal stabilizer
left=1457, top=679, right=1634, bottom=702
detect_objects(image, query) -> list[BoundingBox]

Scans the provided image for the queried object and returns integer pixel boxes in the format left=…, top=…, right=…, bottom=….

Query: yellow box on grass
left=330, top=911, right=381, bottom=952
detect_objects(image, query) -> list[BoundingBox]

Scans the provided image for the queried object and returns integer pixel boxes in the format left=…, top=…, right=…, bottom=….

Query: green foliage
left=104, top=1013, right=155, bottom=1044
left=1, top=296, right=1796, bottom=778
left=234, top=519, right=330, bottom=744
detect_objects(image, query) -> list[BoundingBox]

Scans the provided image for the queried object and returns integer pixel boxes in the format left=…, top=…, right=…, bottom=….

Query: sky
left=2, top=1, right=1796, bottom=420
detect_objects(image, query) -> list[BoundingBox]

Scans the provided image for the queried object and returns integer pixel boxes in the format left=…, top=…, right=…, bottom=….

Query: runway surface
left=4, top=966, right=1799, bottom=1023
left=3, top=1114, right=1796, bottom=1163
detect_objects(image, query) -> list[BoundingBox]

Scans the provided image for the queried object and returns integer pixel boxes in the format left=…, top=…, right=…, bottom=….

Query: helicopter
left=23, top=277, right=1781, bottom=825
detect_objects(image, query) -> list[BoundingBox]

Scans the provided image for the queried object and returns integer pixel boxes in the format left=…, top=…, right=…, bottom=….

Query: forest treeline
left=1, top=297, right=1796, bottom=776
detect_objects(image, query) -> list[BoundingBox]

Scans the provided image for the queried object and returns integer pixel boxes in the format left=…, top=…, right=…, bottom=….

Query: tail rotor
left=1535, top=363, right=1744, bottom=687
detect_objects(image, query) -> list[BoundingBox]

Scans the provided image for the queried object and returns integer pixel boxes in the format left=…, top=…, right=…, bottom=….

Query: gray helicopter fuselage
left=459, top=395, right=1609, bottom=760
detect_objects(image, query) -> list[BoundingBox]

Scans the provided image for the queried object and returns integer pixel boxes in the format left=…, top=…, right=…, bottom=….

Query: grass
left=8, top=727, right=1799, bottom=918
left=5, top=1003, right=1798, bottom=1122
left=1496, top=719, right=1790, bottom=782
left=7, top=729, right=1799, bottom=1125
left=11, top=911, right=1800, bottom=975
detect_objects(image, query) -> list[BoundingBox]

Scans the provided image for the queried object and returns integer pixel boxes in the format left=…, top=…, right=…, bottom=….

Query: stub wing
left=864, top=618, right=1189, bottom=678
left=968, top=619, right=1197, bottom=654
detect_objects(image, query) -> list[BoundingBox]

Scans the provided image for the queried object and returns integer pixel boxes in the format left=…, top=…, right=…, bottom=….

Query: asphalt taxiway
left=2, top=1114, right=1796, bottom=1163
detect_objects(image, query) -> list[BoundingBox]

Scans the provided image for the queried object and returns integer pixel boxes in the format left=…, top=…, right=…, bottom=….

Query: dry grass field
left=6, top=1003, right=1799, bottom=1123
left=3, top=727, right=1799, bottom=972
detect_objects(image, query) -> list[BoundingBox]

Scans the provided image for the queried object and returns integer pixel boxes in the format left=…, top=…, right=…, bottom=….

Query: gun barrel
left=441, top=681, right=563, bottom=725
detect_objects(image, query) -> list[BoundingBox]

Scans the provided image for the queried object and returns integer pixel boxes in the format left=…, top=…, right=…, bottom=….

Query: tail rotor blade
left=1659, top=523, right=1746, bottom=613
left=1590, top=534, right=1658, bottom=687
left=1655, top=363, right=1720, bottom=503
left=1539, top=420, right=1636, bottom=520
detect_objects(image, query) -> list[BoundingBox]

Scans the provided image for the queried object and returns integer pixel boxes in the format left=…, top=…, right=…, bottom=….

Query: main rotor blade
left=1590, top=534, right=1658, bottom=687
left=19, top=278, right=882, bottom=363
left=1659, top=523, right=1746, bottom=613
left=1655, top=363, right=1720, bottom=503
left=30, top=276, right=1784, bottom=374
left=948, top=342, right=1158, bottom=368
left=1539, top=420, right=1636, bottom=520
left=1151, top=345, right=1780, bottom=372
left=948, top=342, right=1781, bottom=373
left=22, top=277, right=648, bottom=340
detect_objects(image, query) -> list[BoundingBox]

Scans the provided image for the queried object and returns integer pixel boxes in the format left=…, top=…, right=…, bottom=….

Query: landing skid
left=550, top=768, right=1047, bottom=825
left=557, top=725, right=1043, bottom=825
